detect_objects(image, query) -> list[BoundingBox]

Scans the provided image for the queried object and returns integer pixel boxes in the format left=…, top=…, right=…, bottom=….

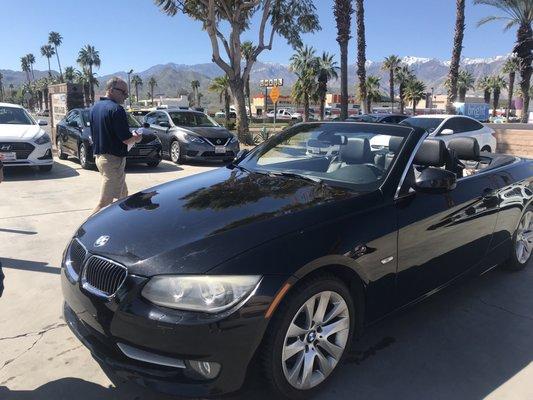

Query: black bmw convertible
left=61, top=122, right=533, bottom=398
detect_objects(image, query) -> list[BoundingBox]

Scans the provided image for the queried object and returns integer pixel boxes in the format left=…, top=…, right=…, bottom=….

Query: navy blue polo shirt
left=90, top=98, right=132, bottom=157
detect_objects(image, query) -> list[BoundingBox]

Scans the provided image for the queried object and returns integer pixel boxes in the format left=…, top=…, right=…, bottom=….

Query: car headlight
left=34, top=133, right=51, bottom=145
left=184, top=133, right=205, bottom=144
left=141, top=275, right=261, bottom=313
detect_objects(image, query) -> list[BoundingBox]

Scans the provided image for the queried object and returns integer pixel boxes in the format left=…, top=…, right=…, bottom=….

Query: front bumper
left=61, top=267, right=285, bottom=397
left=0, top=141, right=53, bottom=167
left=182, top=141, right=240, bottom=162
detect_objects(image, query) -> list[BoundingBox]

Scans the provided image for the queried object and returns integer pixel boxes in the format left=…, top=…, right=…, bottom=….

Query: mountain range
left=1, top=55, right=511, bottom=109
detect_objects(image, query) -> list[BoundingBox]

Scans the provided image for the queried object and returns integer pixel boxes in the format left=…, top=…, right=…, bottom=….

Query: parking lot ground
left=1, top=159, right=533, bottom=400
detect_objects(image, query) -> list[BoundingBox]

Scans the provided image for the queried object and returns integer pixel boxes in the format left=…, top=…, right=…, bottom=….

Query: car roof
left=0, top=102, right=24, bottom=109
left=408, top=114, right=454, bottom=119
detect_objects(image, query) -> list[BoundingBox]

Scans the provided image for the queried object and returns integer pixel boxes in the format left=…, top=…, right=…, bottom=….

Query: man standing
left=91, top=77, right=142, bottom=214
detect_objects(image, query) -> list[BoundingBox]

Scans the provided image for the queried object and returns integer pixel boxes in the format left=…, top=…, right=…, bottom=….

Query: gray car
left=144, top=109, right=239, bottom=164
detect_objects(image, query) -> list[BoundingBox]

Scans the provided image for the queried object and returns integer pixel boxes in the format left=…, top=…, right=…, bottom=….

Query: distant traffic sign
left=260, top=78, right=283, bottom=88
left=270, top=86, right=281, bottom=103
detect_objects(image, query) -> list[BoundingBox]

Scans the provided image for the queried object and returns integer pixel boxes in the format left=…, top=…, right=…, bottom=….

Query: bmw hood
left=0, top=124, right=44, bottom=141
left=76, top=167, right=358, bottom=276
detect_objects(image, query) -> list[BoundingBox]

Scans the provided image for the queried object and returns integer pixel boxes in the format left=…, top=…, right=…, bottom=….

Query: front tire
left=262, top=276, right=355, bottom=399
left=78, top=143, right=92, bottom=170
left=170, top=140, right=183, bottom=164
left=57, top=139, right=68, bottom=160
left=502, top=206, right=533, bottom=271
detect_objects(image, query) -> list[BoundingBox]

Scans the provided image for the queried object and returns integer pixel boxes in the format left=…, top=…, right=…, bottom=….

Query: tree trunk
left=507, top=71, right=515, bottom=118
left=339, top=41, right=349, bottom=119
left=366, top=97, right=372, bottom=114
left=246, top=77, right=253, bottom=120
left=229, top=77, right=252, bottom=144
left=446, top=0, right=465, bottom=114
left=389, top=69, right=394, bottom=113
left=224, top=90, right=230, bottom=129
left=135, top=85, right=139, bottom=104
left=515, top=23, right=532, bottom=123
left=55, top=46, right=63, bottom=81
left=412, top=101, right=416, bottom=115
left=83, top=83, right=90, bottom=107
left=355, top=0, right=367, bottom=114
left=304, top=93, right=310, bottom=122
left=47, top=58, right=52, bottom=77
left=459, top=88, right=466, bottom=102
left=493, top=89, right=500, bottom=117
left=399, top=84, right=405, bottom=114
left=44, top=88, right=49, bottom=113
left=484, top=89, right=491, bottom=105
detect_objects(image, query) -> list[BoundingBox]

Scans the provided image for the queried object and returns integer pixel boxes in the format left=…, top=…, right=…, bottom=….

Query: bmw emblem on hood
left=94, top=235, right=110, bottom=247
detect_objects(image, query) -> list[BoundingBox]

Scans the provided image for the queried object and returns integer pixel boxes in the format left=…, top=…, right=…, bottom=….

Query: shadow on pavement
left=3, top=162, right=79, bottom=181
left=1, top=258, right=61, bottom=275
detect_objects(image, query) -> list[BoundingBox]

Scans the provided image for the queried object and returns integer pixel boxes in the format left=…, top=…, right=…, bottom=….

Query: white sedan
left=400, top=115, right=497, bottom=152
left=0, top=102, right=53, bottom=172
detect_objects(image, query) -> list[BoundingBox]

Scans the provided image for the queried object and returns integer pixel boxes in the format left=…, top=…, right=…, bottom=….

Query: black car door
left=65, top=110, right=82, bottom=153
left=395, top=154, right=499, bottom=304
left=148, top=112, right=171, bottom=154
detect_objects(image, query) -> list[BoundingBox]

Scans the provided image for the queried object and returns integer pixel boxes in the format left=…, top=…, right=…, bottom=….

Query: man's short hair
left=106, top=76, right=126, bottom=91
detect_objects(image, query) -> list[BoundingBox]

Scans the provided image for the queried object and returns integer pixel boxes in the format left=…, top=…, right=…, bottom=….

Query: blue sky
left=0, top=0, right=516, bottom=75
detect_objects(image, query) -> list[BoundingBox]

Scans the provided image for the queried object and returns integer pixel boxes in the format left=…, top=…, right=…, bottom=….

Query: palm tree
left=77, top=45, right=101, bottom=105
left=489, top=75, right=507, bottom=117
left=209, top=76, right=231, bottom=128
left=404, top=79, right=427, bottom=115
left=478, top=76, right=493, bottom=104
left=75, top=69, right=91, bottom=106
left=475, top=0, right=532, bottom=122
left=457, top=70, right=475, bottom=102
left=315, top=52, right=339, bottom=121
left=190, top=80, right=200, bottom=107
left=40, top=44, right=55, bottom=77
left=26, top=53, right=36, bottom=80
left=365, top=75, right=382, bottom=113
left=241, top=41, right=256, bottom=120
left=48, top=31, right=64, bottom=81
left=446, top=0, right=466, bottom=114
left=20, top=56, right=31, bottom=84
left=334, top=0, right=353, bottom=120
left=290, top=46, right=319, bottom=121
left=64, top=66, right=76, bottom=83
left=148, top=76, right=157, bottom=106
left=396, top=65, right=414, bottom=114
left=355, top=0, right=368, bottom=114
left=382, top=55, right=402, bottom=112
left=131, top=75, right=143, bottom=104
left=0, top=72, right=4, bottom=102
left=502, top=55, right=520, bottom=117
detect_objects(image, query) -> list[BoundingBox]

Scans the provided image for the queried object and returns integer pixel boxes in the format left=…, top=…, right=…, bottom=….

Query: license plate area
left=0, top=152, right=16, bottom=161
left=214, top=146, right=226, bottom=154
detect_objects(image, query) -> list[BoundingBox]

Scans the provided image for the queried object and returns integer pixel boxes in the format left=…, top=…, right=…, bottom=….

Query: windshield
left=169, top=112, right=219, bottom=127
left=400, top=117, right=444, bottom=133
left=0, top=106, right=35, bottom=125
left=239, top=123, right=409, bottom=191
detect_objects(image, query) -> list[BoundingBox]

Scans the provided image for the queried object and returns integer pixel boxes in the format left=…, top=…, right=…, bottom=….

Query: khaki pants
left=94, top=154, right=128, bottom=213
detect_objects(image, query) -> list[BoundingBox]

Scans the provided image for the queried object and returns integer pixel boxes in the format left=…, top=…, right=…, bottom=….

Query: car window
left=169, top=112, right=218, bottom=127
left=145, top=112, right=158, bottom=125
left=461, top=118, right=484, bottom=132
left=441, top=118, right=464, bottom=134
left=240, top=123, right=409, bottom=191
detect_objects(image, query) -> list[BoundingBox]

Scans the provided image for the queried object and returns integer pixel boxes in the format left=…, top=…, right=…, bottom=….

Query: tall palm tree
left=148, top=76, right=158, bottom=106
left=334, top=0, right=353, bottom=120
left=64, top=66, right=76, bottom=83
left=131, top=75, right=143, bottom=104
left=40, top=44, right=55, bottom=77
left=404, top=79, right=427, bottom=115
left=502, top=55, right=521, bottom=118
left=26, top=53, right=36, bottom=80
left=48, top=31, right=64, bottom=81
left=315, top=52, right=339, bottom=121
left=446, top=0, right=466, bottom=114
left=20, top=56, right=31, bottom=84
left=355, top=0, right=368, bottom=114
left=365, top=75, right=382, bottom=113
left=290, top=46, right=318, bottom=122
left=396, top=65, right=414, bottom=114
left=457, top=70, right=475, bottom=101
left=382, top=55, right=402, bottom=112
left=478, top=76, right=493, bottom=104
left=75, top=69, right=91, bottom=106
left=475, top=0, right=532, bottom=122
left=190, top=80, right=200, bottom=107
left=77, top=45, right=101, bottom=105
left=209, top=76, right=231, bottom=128
left=241, top=41, right=256, bottom=120
left=489, top=75, right=507, bottom=117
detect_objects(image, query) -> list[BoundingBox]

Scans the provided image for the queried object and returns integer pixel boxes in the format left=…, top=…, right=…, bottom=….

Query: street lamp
left=127, top=69, right=133, bottom=108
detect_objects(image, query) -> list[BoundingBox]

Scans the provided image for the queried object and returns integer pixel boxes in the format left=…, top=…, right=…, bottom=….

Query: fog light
left=186, top=360, right=221, bottom=380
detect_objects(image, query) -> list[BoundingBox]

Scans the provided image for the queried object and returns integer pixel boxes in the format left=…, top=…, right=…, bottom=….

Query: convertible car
left=61, top=122, right=533, bottom=399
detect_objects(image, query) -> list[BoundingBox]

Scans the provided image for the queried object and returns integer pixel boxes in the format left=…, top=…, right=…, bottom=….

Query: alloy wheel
left=281, top=291, right=350, bottom=390
left=516, top=211, right=533, bottom=264
left=170, top=141, right=180, bottom=163
left=79, top=144, right=87, bottom=166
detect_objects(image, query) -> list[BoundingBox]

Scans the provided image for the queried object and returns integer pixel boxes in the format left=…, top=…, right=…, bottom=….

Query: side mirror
left=159, top=121, right=170, bottom=128
left=413, top=167, right=457, bottom=194
left=440, top=128, right=454, bottom=135
left=37, top=119, right=48, bottom=126
left=143, top=122, right=150, bottom=128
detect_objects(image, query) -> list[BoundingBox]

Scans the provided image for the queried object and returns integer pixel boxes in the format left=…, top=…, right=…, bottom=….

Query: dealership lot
left=1, top=159, right=533, bottom=399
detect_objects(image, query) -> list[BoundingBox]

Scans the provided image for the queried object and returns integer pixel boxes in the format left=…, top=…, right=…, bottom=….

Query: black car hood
left=182, top=126, right=232, bottom=138
left=76, top=167, right=360, bottom=276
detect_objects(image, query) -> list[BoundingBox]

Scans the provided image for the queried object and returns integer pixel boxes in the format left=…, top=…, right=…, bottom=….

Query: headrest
left=414, top=139, right=447, bottom=167
left=388, top=136, right=403, bottom=153
left=447, top=137, right=480, bottom=161
left=340, top=137, right=371, bottom=164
